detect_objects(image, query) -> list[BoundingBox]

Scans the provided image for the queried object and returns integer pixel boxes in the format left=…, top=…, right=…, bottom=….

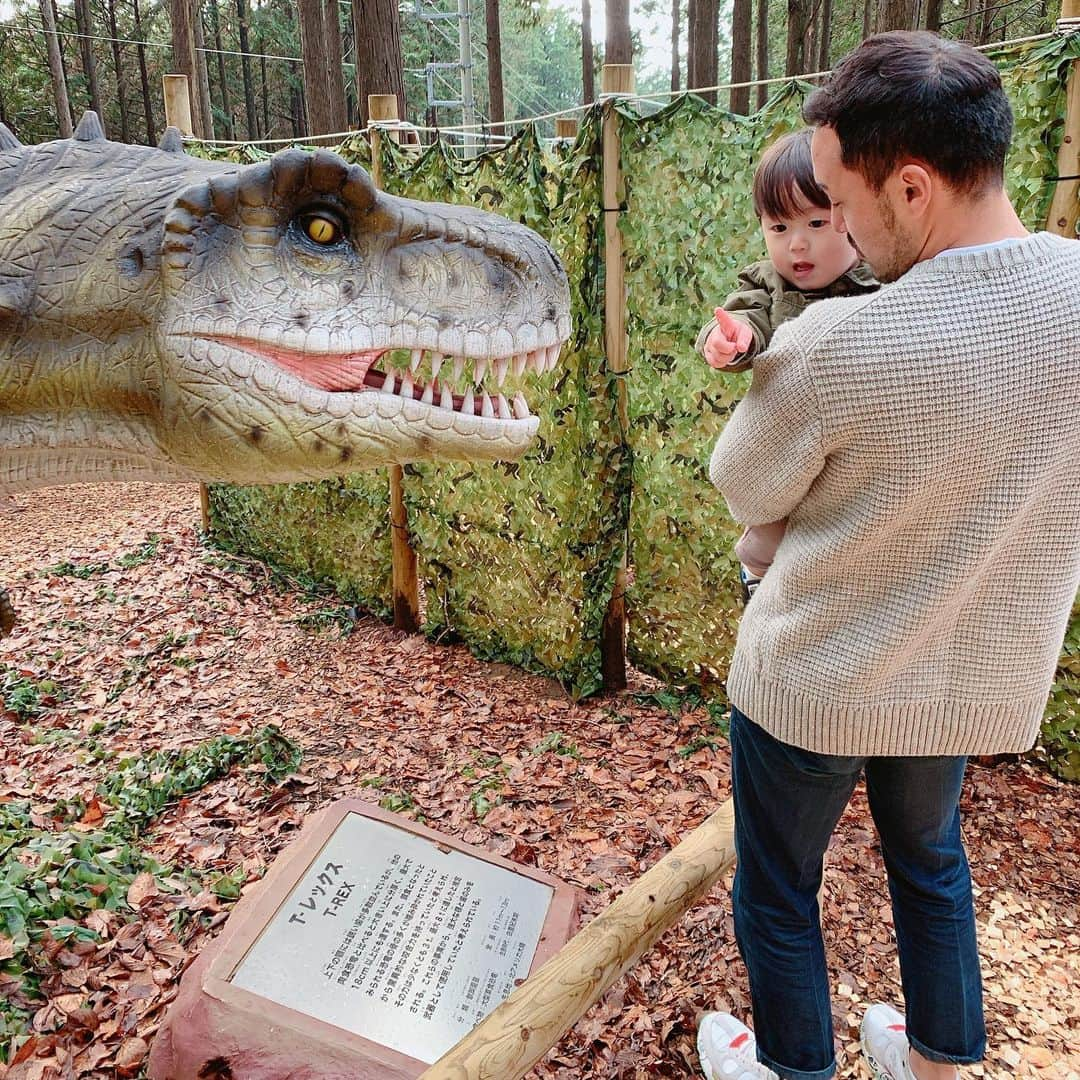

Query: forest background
left=0, top=0, right=1068, bottom=149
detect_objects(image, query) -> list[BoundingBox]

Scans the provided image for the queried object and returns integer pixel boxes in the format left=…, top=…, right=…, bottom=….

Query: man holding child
left=697, top=30, right=1080, bottom=1080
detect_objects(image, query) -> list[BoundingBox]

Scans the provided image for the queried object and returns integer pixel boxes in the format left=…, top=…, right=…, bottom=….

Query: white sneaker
left=861, top=1004, right=918, bottom=1080
left=697, top=1012, right=779, bottom=1080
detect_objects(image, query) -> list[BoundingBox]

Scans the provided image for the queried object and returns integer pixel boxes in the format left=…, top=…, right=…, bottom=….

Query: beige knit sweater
left=709, top=232, right=1080, bottom=757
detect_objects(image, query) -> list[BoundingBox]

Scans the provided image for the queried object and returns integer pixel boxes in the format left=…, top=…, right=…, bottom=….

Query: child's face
left=760, top=198, right=858, bottom=291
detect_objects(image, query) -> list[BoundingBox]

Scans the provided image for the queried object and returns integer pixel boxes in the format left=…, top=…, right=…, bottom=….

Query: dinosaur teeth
left=401, top=371, right=414, bottom=399
left=431, top=355, right=444, bottom=380
left=410, top=349, right=423, bottom=373
left=461, top=388, right=475, bottom=416
left=480, top=393, right=494, bottom=419
left=512, top=354, right=527, bottom=378
left=496, top=393, right=512, bottom=420
left=440, top=385, right=454, bottom=411
left=494, top=358, right=508, bottom=387
left=421, top=382, right=434, bottom=405
left=545, top=344, right=561, bottom=372
left=382, top=369, right=396, bottom=393
left=474, top=358, right=488, bottom=385
left=512, top=393, right=531, bottom=419
left=453, top=356, right=465, bottom=384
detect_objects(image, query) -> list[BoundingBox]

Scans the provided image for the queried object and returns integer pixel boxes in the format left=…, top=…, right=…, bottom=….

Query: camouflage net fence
left=198, top=35, right=1080, bottom=774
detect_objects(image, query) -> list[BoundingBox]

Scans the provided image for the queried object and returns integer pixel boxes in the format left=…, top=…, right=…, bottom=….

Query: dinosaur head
left=154, top=146, right=570, bottom=483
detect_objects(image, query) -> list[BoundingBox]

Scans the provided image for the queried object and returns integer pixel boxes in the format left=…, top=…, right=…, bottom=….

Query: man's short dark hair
left=802, top=31, right=1013, bottom=193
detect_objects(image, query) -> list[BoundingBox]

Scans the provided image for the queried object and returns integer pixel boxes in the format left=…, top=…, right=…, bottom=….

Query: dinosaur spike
left=0, top=123, right=21, bottom=151
left=158, top=126, right=185, bottom=153
left=73, top=111, right=106, bottom=141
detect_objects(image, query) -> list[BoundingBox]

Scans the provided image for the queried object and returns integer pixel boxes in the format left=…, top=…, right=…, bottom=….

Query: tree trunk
left=297, top=0, right=332, bottom=134
left=485, top=0, right=505, bottom=130
left=671, top=0, right=680, bottom=92
left=260, top=45, right=269, bottom=136
left=688, top=0, right=719, bottom=103
left=132, top=0, right=155, bottom=141
left=755, top=0, right=768, bottom=107
left=581, top=0, right=595, bottom=103
left=39, top=0, right=73, bottom=137
left=805, top=0, right=818, bottom=75
left=785, top=0, right=809, bottom=76
left=818, top=0, right=832, bottom=68
left=106, top=0, right=131, bottom=142
left=169, top=0, right=204, bottom=137
left=351, top=0, right=406, bottom=128
left=235, top=0, right=259, bottom=139
left=73, top=0, right=105, bottom=123
left=876, top=0, right=917, bottom=31
left=605, top=0, right=632, bottom=65
left=194, top=6, right=216, bottom=138
left=207, top=0, right=233, bottom=139
left=862, top=0, right=872, bottom=39
left=290, top=62, right=304, bottom=136
left=924, top=0, right=943, bottom=31
left=324, top=0, right=348, bottom=132
left=729, top=0, right=752, bottom=114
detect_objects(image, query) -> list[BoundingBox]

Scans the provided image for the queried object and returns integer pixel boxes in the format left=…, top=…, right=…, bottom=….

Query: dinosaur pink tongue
left=249, top=342, right=383, bottom=392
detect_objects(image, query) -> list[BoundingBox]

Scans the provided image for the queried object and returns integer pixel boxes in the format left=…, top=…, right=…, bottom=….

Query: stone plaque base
left=149, top=799, right=580, bottom=1080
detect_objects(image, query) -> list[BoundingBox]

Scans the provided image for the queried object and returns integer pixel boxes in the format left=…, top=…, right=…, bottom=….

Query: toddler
left=697, top=129, right=879, bottom=597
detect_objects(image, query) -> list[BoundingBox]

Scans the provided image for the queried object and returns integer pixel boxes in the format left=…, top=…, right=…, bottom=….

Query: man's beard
left=855, top=197, right=921, bottom=284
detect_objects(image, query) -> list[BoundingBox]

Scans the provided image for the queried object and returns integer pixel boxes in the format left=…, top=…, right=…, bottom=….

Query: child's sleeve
left=694, top=265, right=776, bottom=371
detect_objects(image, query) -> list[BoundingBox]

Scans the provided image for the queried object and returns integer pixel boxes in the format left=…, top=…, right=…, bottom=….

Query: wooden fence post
left=417, top=799, right=735, bottom=1079
left=554, top=117, right=579, bottom=141
left=162, top=74, right=210, bottom=533
left=162, top=74, right=195, bottom=138
left=369, top=94, right=422, bottom=634
left=1047, top=2, right=1080, bottom=238
left=600, top=64, right=634, bottom=693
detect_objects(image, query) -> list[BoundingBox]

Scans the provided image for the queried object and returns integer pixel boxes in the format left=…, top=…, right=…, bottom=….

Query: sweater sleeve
left=708, top=327, right=826, bottom=525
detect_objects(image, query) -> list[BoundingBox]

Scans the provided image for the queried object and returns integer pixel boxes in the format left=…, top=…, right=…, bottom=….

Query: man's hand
left=704, top=308, right=754, bottom=369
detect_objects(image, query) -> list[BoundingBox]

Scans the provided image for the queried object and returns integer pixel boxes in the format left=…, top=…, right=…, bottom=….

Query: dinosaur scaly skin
left=0, top=113, right=570, bottom=634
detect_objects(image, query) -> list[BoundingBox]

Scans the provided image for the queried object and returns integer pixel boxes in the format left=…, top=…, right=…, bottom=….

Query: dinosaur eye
left=300, top=211, right=345, bottom=246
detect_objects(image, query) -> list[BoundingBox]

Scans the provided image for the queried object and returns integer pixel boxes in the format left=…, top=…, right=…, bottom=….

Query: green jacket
left=695, top=259, right=880, bottom=372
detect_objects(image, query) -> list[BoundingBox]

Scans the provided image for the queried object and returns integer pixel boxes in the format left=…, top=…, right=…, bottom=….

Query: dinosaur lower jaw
left=196, top=335, right=561, bottom=421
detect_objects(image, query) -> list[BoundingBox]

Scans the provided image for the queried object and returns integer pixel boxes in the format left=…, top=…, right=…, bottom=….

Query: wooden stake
left=600, top=64, right=634, bottom=693
left=162, top=74, right=194, bottom=137
left=369, top=94, right=421, bottom=634
left=555, top=118, right=579, bottom=140
left=1046, top=6, right=1080, bottom=238
left=418, top=799, right=735, bottom=1080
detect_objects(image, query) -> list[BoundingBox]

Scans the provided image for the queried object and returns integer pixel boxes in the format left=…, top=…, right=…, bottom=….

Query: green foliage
left=531, top=731, right=581, bottom=759
left=117, top=533, right=161, bottom=568
left=0, top=667, right=59, bottom=720
left=0, top=727, right=301, bottom=1042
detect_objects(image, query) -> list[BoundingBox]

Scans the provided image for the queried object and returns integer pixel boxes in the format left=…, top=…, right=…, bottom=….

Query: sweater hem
left=725, top=654, right=1046, bottom=758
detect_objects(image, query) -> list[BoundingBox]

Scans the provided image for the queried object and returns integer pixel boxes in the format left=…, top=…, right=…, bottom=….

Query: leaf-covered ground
left=0, top=483, right=1077, bottom=1080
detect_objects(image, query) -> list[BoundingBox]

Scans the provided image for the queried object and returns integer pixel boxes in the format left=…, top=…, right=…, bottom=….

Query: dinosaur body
left=0, top=113, right=570, bottom=634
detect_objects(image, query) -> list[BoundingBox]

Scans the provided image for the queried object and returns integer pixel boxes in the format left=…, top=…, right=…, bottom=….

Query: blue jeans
left=729, top=707, right=985, bottom=1080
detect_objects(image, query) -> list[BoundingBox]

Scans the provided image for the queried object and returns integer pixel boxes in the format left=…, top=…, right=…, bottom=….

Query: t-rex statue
left=0, top=112, right=571, bottom=636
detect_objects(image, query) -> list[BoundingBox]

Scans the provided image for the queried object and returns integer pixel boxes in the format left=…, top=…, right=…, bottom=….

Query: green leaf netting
left=208, top=479, right=393, bottom=619
left=618, top=38, right=1080, bottom=696
left=375, top=122, right=627, bottom=697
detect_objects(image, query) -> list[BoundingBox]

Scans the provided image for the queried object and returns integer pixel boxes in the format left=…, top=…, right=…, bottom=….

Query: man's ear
left=896, top=163, right=933, bottom=214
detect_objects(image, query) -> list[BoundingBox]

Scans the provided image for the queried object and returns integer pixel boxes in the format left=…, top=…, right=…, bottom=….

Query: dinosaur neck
left=0, top=332, right=188, bottom=493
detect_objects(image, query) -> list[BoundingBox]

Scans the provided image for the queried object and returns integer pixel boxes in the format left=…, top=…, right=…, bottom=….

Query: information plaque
left=230, top=812, right=554, bottom=1065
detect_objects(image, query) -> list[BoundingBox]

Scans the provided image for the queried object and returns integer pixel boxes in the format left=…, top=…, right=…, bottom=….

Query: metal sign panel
left=230, top=812, right=554, bottom=1064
